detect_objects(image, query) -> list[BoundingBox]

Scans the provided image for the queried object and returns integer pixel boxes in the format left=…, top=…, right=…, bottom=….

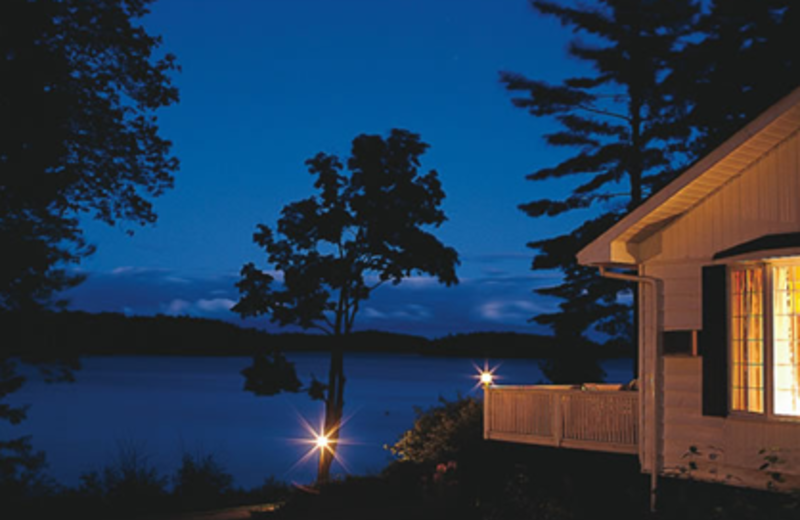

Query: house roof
left=577, top=86, right=800, bottom=267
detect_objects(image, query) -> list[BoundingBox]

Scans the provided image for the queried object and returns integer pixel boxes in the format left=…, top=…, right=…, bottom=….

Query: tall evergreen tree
left=501, top=0, right=698, bottom=381
left=671, top=1, right=800, bottom=158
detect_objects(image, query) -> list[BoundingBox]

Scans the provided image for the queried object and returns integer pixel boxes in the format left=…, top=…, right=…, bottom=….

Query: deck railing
left=484, top=384, right=639, bottom=455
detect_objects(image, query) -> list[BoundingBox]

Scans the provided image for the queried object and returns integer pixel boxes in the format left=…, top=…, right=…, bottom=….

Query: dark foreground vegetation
left=0, top=310, right=630, bottom=359
left=4, top=396, right=797, bottom=520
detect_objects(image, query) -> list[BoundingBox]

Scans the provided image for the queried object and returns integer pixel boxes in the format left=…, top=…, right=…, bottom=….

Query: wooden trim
left=486, top=433, right=638, bottom=455
left=714, top=233, right=800, bottom=260
left=560, top=439, right=639, bottom=455
left=578, top=87, right=800, bottom=266
left=486, top=431, right=559, bottom=446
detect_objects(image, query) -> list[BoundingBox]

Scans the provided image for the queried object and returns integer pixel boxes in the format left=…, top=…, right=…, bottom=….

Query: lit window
left=731, top=267, right=764, bottom=413
left=773, top=265, right=800, bottom=416
left=730, top=262, right=800, bottom=417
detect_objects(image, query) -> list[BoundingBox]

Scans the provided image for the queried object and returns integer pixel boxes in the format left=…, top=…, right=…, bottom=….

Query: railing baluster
left=484, top=385, right=638, bottom=453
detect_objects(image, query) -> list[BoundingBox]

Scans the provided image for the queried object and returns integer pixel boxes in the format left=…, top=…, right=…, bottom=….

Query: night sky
left=66, top=0, right=596, bottom=337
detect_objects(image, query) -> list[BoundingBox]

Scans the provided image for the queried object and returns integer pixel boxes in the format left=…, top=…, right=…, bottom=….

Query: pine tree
left=672, top=1, right=800, bottom=158
left=501, top=0, right=698, bottom=381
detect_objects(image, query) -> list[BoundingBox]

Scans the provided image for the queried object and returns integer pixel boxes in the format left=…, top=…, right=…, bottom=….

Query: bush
left=78, top=440, right=167, bottom=517
left=172, top=451, right=234, bottom=511
left=388, top=395, right=482, bottom=465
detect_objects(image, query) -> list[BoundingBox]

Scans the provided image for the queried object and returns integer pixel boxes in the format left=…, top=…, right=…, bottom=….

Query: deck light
left=480, top=371, right=494, bottom=386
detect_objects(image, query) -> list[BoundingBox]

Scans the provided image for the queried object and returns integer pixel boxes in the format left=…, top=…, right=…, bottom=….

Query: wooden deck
left=484, top=384, right=639, bottom=455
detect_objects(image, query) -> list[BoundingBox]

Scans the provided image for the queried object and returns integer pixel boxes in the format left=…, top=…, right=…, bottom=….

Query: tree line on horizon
left=0, top=310, right=592, bottom=359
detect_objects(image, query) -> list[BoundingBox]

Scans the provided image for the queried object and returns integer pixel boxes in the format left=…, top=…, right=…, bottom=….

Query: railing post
left=553, top=393, right=563, bottom=447
left=483, top=385, right=491, bottom=439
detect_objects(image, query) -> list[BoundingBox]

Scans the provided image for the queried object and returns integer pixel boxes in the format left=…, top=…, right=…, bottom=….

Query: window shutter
left=700, top=265, right=728, bottom=417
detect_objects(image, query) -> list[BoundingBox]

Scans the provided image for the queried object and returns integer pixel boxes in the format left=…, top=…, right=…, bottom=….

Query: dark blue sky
left=68, top=0, right=597, bottom=337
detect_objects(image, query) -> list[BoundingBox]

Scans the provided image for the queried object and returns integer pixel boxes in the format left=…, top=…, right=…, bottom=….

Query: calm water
left=2, top=354, right=633, bottom=488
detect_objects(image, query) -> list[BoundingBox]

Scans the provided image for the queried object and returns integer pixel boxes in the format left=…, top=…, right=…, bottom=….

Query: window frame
left=727, top=259, right=800, bottom=422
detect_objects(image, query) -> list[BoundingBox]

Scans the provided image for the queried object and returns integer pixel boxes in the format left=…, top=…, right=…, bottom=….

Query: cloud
left=362, top=303, right=432, bottom=323
left=396, top=276, right=440, bottom=290
left=63, top=266, right=562, bottom=337
left=196, top=298, right=236, bottom=313
left=478, top=299, right=552, bottom=323
left=165, top=299, right=192, bottom=315
left=110, top=265, right=173, bottom=277
left=163, top=276, right=191, bottom=284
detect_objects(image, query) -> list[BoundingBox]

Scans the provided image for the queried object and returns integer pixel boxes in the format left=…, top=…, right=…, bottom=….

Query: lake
left=2, top=353, right=633, bottom=489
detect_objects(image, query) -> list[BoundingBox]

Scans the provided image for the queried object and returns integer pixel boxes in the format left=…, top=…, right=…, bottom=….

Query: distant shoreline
left=1, top=310, right=632, bottom=359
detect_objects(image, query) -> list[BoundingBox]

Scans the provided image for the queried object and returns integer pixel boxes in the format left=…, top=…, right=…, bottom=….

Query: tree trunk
left=317, top=347, right=345, bottom=484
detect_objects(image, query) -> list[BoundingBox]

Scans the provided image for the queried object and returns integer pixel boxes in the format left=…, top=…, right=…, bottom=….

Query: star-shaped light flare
left=286, top=410, right=354, bottom=476
left=472, top=360, right=501, bottom=391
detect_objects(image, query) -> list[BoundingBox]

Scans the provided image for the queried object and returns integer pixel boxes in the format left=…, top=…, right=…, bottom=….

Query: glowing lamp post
left=315, top=434, right=330, bottom=450
left=291, top=414, right=349, bottom=487
left=473, top=361, right=498, bottom=390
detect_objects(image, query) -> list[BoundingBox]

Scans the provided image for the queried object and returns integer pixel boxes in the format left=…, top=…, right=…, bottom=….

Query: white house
left=484, top=86, right=800, bottom=500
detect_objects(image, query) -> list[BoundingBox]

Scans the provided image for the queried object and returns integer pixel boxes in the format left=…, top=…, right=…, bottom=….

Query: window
left=773, top=265, right=800, bottom=416
left=730, top=262, right=800, bottom=417
left=731, top=267, right=765, bottom=413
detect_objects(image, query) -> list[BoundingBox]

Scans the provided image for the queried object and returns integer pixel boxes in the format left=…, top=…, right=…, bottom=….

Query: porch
left=483, top=384, right=639, bottom=455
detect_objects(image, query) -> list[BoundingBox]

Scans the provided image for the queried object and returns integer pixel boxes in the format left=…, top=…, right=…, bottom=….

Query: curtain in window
left=773, top=265, right=800, bottom=416
left=731, top=268, right=764, bottom=413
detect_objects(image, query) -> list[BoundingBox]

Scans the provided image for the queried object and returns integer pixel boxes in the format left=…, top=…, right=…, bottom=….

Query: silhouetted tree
left=669, top=1, right=800, bottom=161
left=501, top=0, right=698, bottom=382
left=234, top=129, right=459, bottom=483
left=0, top=0, right=178, bottom=494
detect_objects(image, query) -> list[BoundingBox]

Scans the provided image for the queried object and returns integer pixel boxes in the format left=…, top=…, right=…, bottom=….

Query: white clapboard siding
left=659, top=354, right=800, bottom=488
left=642, top=262, right=703, bottom=331
left=661, top=357, right=726, bottom=475
left=641, top=130, right=800, bottom=264
left=638, top=131, right=800, bottom=331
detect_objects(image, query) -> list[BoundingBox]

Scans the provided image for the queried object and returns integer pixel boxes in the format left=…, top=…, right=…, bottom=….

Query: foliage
left=172, top=451, right=234, bottom=511
left=0, top=0, right=178, bottom=312
left=78, top=441, right=168, bottom=517
left=240, top=351, right=302, bottom=397
left=0, top=0, right=178, bottom=492
left=670, top=1, right=800, bottom=161
left=233, top=128, right=458, bottom=336
left=505, top=1, right=800, bottom=385
left=502, top=0, right=699, bottom=370
left=0, top=436, right=55, bottom=503
left=538, top=342, right=606, bottom=384
left=387, top=395, right=648, bottom=519
left=234, top=129, right=458, bottom=482
left=389, top=395, right=482, bottom=465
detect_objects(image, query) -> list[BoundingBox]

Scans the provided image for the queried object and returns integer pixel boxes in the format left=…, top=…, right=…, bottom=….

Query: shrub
left=388, top=395, right=482, bottom=465
left=172, top=451, right=234, bottom=511
left=78, top=440, right=167, bottom=517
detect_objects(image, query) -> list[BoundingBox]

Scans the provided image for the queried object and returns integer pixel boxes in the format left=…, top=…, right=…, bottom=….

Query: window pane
left=731, top=267, right=765, bottom=413
left=773, top=266, right=800, bottom=417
